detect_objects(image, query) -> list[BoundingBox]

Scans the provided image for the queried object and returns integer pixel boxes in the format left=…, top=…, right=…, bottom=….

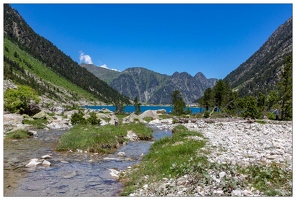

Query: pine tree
left=134, top=96, right=141, bottom=114
left=278, top=56, right=292, bottom=120
left=213, top=79, right=226, bottom=110
left=171, top=90, right=186, bottom=115
left=200, top=88, right=214, bottom=111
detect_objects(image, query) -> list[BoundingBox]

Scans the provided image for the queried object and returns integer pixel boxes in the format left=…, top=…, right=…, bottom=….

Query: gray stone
left=156, top=109, right=167, bottom=114
left=126, top=130, right=139, bottom=141
left=232, top=189, right=242, bottom=196
left=42, top=160, right=51, bottom=166
left=219, top=171, right=226, bottom=179
left=41, top=154, right=51, bottom=159
left=26, top=158, right=42, bottom=167
left=139, top=110, right=159, bottom=119
left=117, top=152, right=126, bottom=157
left=109, top=115, right=119, bottom=126
left=27, top=130, right=38, bottom=137
left=33, top=110, right=47, bottom=119
left=63, top=171, right=77, bottom=179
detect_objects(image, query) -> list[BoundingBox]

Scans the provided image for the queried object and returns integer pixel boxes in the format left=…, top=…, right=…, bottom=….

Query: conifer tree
left=133, top=96, right=141, bottom=114
left=278, top=56, right=292, bottom=120
left=171, top=90, right=186, bottom=115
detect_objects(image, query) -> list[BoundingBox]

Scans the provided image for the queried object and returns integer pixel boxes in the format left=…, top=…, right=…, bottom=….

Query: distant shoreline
left=82, top=105, right=204, bottom=114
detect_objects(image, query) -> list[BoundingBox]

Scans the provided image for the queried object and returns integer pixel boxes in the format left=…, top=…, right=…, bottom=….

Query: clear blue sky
left=9, top=3, right=292, bottom=79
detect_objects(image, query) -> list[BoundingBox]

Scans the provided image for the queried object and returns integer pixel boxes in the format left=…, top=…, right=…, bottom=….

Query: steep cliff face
left=224, top=17, right=292, bottom=95
left=83, top=65, right=217, bottom=104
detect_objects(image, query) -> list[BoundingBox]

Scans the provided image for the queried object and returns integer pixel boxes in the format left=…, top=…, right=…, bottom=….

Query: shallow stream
left=3, top=125, right=171, bottom=197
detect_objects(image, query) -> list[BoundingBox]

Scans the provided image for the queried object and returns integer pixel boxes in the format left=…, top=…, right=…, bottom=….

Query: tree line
left=115, top=54, right=292, bottom=121
left=197, top=56, right=292, bottom=120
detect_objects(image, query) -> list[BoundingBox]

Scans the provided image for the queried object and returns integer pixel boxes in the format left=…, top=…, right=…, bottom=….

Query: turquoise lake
left=84, top=105, right=205, bottom=114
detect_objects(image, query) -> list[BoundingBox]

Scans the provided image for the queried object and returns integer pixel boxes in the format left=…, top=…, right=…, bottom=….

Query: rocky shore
left=125, top=118, right=293, bottom=197
left=3, top=106, right=293, bottom=196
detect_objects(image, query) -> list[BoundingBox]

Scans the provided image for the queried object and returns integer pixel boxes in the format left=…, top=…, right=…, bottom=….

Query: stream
left=3, top=125, right=172, bottom=197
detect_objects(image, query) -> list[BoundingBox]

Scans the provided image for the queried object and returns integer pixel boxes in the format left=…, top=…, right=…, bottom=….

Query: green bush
left=4, top=85, right=40, bottom=114
left=70, top=110, right=87, bottom=125
left=203, top=111, right=210, bottom=118
left=267, top=112, right=276, bottom=120
left=88, top=111, right=101, bottom=125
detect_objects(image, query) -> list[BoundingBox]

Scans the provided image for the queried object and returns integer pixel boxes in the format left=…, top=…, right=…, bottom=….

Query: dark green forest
left=198, top=56, right=292, bottom=120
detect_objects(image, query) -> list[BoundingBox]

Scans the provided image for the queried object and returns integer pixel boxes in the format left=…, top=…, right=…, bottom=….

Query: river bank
left=3, top=109, right=293, bottom=197
left=121, top=118, right=293, bottom=196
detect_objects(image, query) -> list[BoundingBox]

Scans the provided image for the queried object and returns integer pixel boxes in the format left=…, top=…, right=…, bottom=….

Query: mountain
left=82, top=65, right=217, bottom=104
left=224, top=17, right=292, bottom=96
left=4, top=4, right=130, bottom=105
left=80, top=64, right=121, bottom=84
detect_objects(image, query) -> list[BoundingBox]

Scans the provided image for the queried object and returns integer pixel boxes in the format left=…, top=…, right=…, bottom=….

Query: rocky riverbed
left=3, top=108, right=293, bottom=197
left=125, top=118, right=293, bottom=197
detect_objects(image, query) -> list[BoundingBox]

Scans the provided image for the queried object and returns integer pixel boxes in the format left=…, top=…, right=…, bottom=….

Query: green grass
left=4, top=38, right=96, bottom=102
left=238, top=163, right=292, bottom=196
left=55, top=123, right=153, bottom=153
left=5, top=130, right=30, bottom=139
left=120, top=125, right=207, bottom=195
left=23, top=118, right=48, bottom=129
left=256, top=120, right=267, bottom=124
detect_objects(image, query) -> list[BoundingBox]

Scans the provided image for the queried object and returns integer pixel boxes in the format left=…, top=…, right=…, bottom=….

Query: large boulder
left=100, top=119, right=109, bottom=126
left=156, top=109, right=167, bottom=114
left=122, top=113, right=145, bottom=124
left=3, top=113, right=23, bottom=126
left=46, top=116, right=72, bottom=130
left=32, top=110, right=48, bottom=119
left=96, top=113, right=111, bottom=119
left=3, top=113, right=29, bottom=133
left=26, top=102, right=42, bottom=116
left=109, top=115, right=119, bottom=126
left=125, top=130, right=139, bottom=141
left=100, top=108, right=113, bottom=113
left=139, top=110, right=159, bottom=119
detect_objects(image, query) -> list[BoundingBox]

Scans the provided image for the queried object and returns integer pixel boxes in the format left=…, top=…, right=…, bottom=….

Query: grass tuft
left=5, top=130, right=30, bottom=139
left=55, top=123, right=153, bottom=153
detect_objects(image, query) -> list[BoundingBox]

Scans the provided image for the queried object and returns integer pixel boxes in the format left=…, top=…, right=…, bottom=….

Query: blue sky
left=9, top=3, right=292, bottom=79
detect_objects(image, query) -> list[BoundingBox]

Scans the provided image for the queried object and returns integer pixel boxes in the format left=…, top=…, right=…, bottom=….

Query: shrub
left=88, top=111, right=101, bottom=125
left=203, top=111, right=210, bottom=118
left=4, top=85, right=40, bottom=114
left=266, top=112, right=276, bottom=120
left=71, top=110, right=87, bottom=125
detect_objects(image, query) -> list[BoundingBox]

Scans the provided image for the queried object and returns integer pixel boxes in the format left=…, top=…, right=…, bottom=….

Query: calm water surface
left=84, top=105, right=205, bottom=114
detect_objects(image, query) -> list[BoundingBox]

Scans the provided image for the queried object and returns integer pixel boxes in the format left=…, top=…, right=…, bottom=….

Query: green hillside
left=4, top=37, right=98, bottom=105
left=4, top=4, right=130, bottom=105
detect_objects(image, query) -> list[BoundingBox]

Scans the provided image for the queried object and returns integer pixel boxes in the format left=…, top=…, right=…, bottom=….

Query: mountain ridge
left=224, top=17, right=292, bottom=95
left=82, top=64, right=218, bottom=104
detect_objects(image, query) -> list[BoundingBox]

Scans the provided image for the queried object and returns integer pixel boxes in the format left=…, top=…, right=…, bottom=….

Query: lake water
left=84, top=105, right=205, bottom=114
